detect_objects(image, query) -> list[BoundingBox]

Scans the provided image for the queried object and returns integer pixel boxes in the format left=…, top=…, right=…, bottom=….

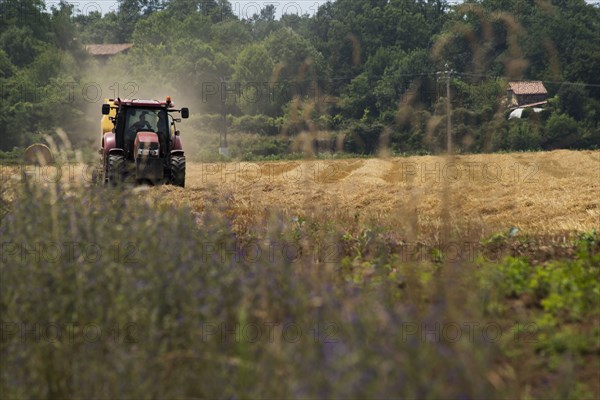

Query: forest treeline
left=1, top=0, right=599, bottom=157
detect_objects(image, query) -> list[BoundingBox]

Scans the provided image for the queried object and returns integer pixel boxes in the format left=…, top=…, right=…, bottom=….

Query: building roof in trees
left=85, top=44, right=133, bottom=56
left=508, top=81, right=548, bottom=95
left=509, top=100, right=548, bottom=110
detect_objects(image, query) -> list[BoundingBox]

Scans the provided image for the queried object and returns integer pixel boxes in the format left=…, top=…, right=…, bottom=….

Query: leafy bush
left=231, top=114, right=280, bottom=135
left=189, top=113, right=224, bottom=133
left=557, top=84, right=588, bottom=121
left=481, top=238, right=600, bottom=322
left=544, top=113, right=580, bottom=149
left=343, top=122, right=384, bottom=154
left=241, top=137, right=289, bottom=159
left=534, top=257, right=600, bottom=320
left=0, top=148, right=24, bottom=164
left=496, top=257, right=533, bottom=297
left=507, top=120, right=541, bottom=151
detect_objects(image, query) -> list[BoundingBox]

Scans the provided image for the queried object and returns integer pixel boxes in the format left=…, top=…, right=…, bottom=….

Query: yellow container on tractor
left=101, top=99, right=117, bottom=135
left=97, top=97, right=189, bottom=187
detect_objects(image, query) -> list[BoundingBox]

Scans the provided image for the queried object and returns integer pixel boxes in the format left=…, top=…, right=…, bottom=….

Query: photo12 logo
left=31, top=1, right=325, bottom=22
left=399, top=161, right=538, bottom=184
left=201, top=81, right=337, bottom=105
left=200, top=161, right=343, bottom=184
left=0, top=241, right=140, bottom=264
left=0, top=162, right=106, bottom=184
left=0, top=81, right=139, bottom=104
left=399, top=321, right=539, bottom=344
left=1, top=321, right=138, bottom=344
left=200, top=321, right=339, bottom=344
left=197, top=239, right=340, bottom=265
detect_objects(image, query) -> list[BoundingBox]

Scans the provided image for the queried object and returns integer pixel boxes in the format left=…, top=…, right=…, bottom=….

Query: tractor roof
left=111, top=98, right=174, bottom=108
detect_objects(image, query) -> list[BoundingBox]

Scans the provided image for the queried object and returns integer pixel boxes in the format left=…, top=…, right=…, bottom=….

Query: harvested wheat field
left=150, top=149, right=599, bottom=239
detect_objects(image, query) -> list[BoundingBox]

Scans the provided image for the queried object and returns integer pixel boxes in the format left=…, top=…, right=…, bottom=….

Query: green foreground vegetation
left=0, top=181, right=598, bottom=398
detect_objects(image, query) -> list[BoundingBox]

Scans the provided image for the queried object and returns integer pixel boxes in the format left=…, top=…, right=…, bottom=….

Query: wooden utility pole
left=219, top=76, right=229, bottom=157
left=446, top=64, right=452, bottom=155
left=437, top=63, right=454, bottom=155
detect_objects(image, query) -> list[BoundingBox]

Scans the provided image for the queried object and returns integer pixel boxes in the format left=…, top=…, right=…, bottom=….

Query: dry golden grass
left=149, top=149, right=599, bottom=240
left=4, top=149, right=595, bottom=240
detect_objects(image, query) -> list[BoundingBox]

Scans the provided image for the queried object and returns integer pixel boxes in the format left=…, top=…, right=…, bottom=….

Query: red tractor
left=99, top=97, right=189, bottom=187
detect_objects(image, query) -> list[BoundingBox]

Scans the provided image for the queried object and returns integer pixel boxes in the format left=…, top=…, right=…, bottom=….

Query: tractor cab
left=99, top=97, right=189, bottom=187
left=120, top=107, right=169, bottom=160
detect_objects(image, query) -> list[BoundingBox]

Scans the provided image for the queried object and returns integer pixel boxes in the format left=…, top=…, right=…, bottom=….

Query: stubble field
left=152, top=149, right=599, bottom=238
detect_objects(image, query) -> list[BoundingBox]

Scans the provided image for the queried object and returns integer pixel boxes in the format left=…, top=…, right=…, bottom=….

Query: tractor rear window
left=126, top=108, right=157, bottom=132
left=125, top=108, right=169, bottom=135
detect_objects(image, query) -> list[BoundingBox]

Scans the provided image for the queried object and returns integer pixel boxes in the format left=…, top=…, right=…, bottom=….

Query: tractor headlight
left=137, top=148, right=159, bottom=157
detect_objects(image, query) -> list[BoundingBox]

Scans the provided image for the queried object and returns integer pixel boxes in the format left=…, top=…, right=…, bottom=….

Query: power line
left=214, top=72, right=600, bottom=89
left=454, top=72, right=600, bottom=88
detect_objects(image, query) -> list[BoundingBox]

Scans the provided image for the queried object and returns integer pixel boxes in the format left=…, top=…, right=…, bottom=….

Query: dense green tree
left=74, top=11, right=118, bottom=44
left=545, top=113, right=580, bottom=148
left=264, top=28, right=328, bottom=114
left=232, top=43, right=276, bottom=115
left=1, top=0, right=599, bottom=154
left=557, top=84, right=588, bottom=121
left=116, top=0, right=145, bottom=41
left=0, top=26, right=41, bottom=67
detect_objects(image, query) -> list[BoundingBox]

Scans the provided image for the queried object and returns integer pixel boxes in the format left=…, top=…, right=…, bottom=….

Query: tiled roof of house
left=85, top=43, right=133, bottom=56
left=508, top=81, right=548, bottom=95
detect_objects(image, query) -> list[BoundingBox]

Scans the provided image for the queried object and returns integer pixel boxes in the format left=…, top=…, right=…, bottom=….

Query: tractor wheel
left=107, top=154, right=125, bottom=186
left=170, top=155, right=186, bottom=188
